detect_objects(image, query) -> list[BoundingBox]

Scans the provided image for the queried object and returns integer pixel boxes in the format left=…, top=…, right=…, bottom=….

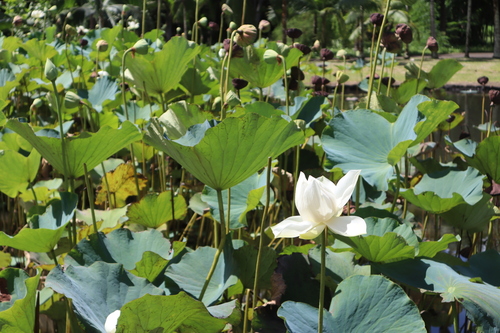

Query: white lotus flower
left=127, top=20, right=139, bottom=31
left=31, top=10, right=45, bottom=19
left=104, top=310, right=121, bottom=333
left=271, top=171, right=367, bottom=239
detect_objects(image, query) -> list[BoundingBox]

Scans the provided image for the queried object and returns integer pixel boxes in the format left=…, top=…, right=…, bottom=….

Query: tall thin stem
left=83, top=163, right=99, bottom=234
left=51, top=81, right=69, bottom=188
left=416, top=47, right=427, bottom=94
left=318, top=228, right=328, bottom=333
left=391, top=164, right=401, bottom=214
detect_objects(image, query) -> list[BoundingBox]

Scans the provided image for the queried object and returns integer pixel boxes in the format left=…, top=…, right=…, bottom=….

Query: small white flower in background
left=97, top=70, right=109, bottom=77
left=31, top=10, right=45, bottom=19
left=104, top=310, right=121, bottom=333
left=271, top=170, right=367, bottom=239
left=77, top=25, right=88, bottom=35
left=127, top=20, right=139, bottom=31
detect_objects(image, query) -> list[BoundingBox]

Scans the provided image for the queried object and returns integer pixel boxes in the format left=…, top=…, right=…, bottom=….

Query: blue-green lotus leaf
left=144, top=113, right=304, bottom=190
left=78, top=76, right=119, bottom=113
left=439, top=194, right=495, bottom=232
left=454, top=136, right=500, bottom=184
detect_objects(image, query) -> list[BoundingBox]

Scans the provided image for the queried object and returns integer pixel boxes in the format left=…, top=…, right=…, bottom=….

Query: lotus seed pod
left=312, top=40, right=321, bottom=51
left=198, top=17, right=208, bottom=28
left=96, top=40, right=108, bottom=52
left=209, top=21, right=219, bottom=31
left=176, top=27, right=182, bottom=35
left=293, top=43, right=311, bottom=55
left=395, top=23, right=413, bottom=44
left=30, top=98, right=43, bottom=110
left=258, top=20, right=271, bottom=33
left=65, top=24, right=77, bottom=36
left=131, top=39, right=149, bottom=55
left=286, top=28, right=302, bottom=39
left=228, top=21, right=238, bottom=33
left=223, top=39, right=243, bottom=58
left=48, top=6, right=57, bottom=13
left=489, top=89, right=500, bottom=105
left=222, top=4, right=233, bottom=15
left=290, top=67, right=305, bottom=81
left=64, top=91, right=82, bottom=108
left=44, top=59, right=58, bottom=81
left=12, top=15, right=23, bottom=27
left=370, top=13, right=384, bottom=26
left=426, top=36, right=438, bottom=52
left=212, top=96, right=222, bottom=110
left=381, top=32, right=401, bottom=53
left=320, top=48, right=334, bottom=61
left=477, top=76, right=489, bottom=85
left=225, top=90, right=240, bottom=107
left=381, top=76, right=396, bottom=86
left=335, top=71, right=349, bottom=84
left=231, top=78, right=248, bottom=90
left=294, top=119, right=306, bottom=131
left=80, top=39, right=88, bottom=47
left=263, top=49, right=280, bottom=64
left=234, top=24, right=257, bottom=47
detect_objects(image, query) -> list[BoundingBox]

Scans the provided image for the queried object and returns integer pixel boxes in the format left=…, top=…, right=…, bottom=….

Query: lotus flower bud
left=209, top=21, right=219, bottom=31
left=395, top=24, right=413, bottom=44
left=426, top=36, right=438, bottom=52
left=234, top=24, right=257, bottom=47
left=258, top=20, right=271, bottom=33
left=65, top=24, right=77, bottom=36
left=286, top=28, right=302, bottom=39
left=198, top=17, right=208, bottom=28
left=80, top=39, right=88, bottom=47
left=381, top=32, right=401, bottom=53
left=44, top=59, right=58, bottom=81
left=381, top=76, right=396, bottom=86
left=477, top=76, right=489, bottom=85
left=313, top=40, right=321, bottom=51
left=320, top=48, right=334, bottom=61
left=263, top=49, right=280, bottom=64
left=311, top=75, right=323, bottom=87
left=66, top=11, right=72, bottom=19
left=293, top=43, right=311, bottom=55
left=336, top=49, right=347, bottom=58
left=30, top=98, right=43, bottom=111
left=122, top=4, right=129, bottom=14
left=12, top=15, right=23, bottom=27
left=294, top=119, right=306, bottom=131
left=223, top=39, right=243, bottom=58
left=64, top=91, right=82, bottom=108
left=287, top=78, right=299, bottom=91
left=176, top=27, right=182, bottom=36
left=290, top=67, right=305, bottom=81
left=225, top=90, right=240, bottom=107
left=232, top=78, right=248, bottom=90
left=96, top=40, right=108, bottom=52
left=212, top=96, right=222, bottom=110
left=131, top=39, right=149, bottom=55
left=335, top=71, right=349, bottom=84
left=48, top=6, right=57, bottom=13
left=229, top=21, right=238, bottom=31
left=489, top=89, right=500, bottom=105
left=222, top=4, right=233, bottom=15
left=370, top=13, right=384, bottom=26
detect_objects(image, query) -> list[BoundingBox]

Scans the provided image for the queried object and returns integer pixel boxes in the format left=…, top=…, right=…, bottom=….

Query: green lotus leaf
left=417, top=234, right=460, bottom=258
left=400, top=167, right=483, bottom=214
left=454, top=250, right=500, bottom=287
left=439, top=194, right=495, bottom=232
left=455, top=136, right=500, bottom=184
left=76, top=206, right=128, bottom=230
left=232, top=245, right=277, bottom=290
left=0, top=149, right=40, bottom=198
left=158, top=101, right=211, bottom=140
left=392, top=78, right=427, bottom=104
left=278, top=96, right=326, bottom=125
left=46, top=262, right=164, bottom=333
left=0, top=269, right=40, bottom=332
left=166, top=245, right=238, bottom=305
left=278, top=275, right=425, bottom=333
left=79, top=76, right=119, bottom=113
left=65, top=229, right=173, bottom=270
left=412, top=99, right=459, bottom=145
left=427, top=59, right=464, bottom=89
left=202, top=169, right=271, bottom=229
left=207, top=300, right=241, bottom=327
left=127, top=191, right=187, bottom=228
left=6, top=120, right=141, bottom=179
left=230, top=43, right=302, bottom=88
left=0, top=192, right=77, bottom=252
left=322, top=95, right=429, bottom=191
left=0, top=68, right=19, bottom=102
left=18, top=39, right=57, bottom=62
left=126, top=37, right=201, bottom=96
left=375, top=258, right=500, bottom=330
left=116, top=293, right=226, bottom=333
left=129, top=251, right=169, bottom=283
left=144, top=113, right=304, bottom=190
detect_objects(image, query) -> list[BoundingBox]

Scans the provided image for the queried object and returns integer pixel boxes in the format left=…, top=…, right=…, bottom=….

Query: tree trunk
left=429, top=0, right=438, bottom=59
left=359, top=6, right=364, bottom=59
left=282, top=0, right=287, bottom=44
left=464, top=0, right=472, bottom=57
left=494, top=0, right=500, bottom=58
left=438, top=0, right=447, bottom=32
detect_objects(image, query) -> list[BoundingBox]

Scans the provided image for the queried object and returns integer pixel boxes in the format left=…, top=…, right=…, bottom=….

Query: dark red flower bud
left=489, top=89, right=500, bottom=105
left=395, top=24, right=413, bottom=44
left=381, top=76, right=395, bottom=86
left=209, top=21, right=219, bottom=31
left=381, top=32, right=401, bottom=53
left=80, top=39, right=88, bottom=47
left=223, top=39, right=243, bottom=58
left=446, top=115, right=455, bottom=123
left=320, top=48, right=334, bottom=61
left=293, top=43, right=311, bottom=55
left=232, top=78, right=248, bottom=90
left=370, top=13, right=384, bottom=26
left=290, top=66, right=305, bottom=81
left=286, top=28, right=302, bottom=39
left=477, top=76, right=489, bottom=85
left=426, top=36, right=438, bottom=52
left=366, top=74, right=380, bottom=80
left=286, top=78, right=299, bottom=91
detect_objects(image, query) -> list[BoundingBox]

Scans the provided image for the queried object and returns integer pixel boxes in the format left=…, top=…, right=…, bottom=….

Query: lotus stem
left=252, top=157, right=272, bottom=309
left=156, top=0, right=161, bottom=38
left=416, top=46, right=427, bottom=94
left=391, top=163, right=401, bottom=214
left=218, top=12, right=224, bottom=46
left=487, top=105, right=495, bottom=137
left=291, top=146, right=300, bottom=216
left=481, top=89, right=486, bottom=141
left=50, top=81, right=69, bottom=188
left=194, top=0, right=199, bottom=43
left=243, top=288, right=252, bottom=333
left=227, top=188, right=231, bottom=231
left=367, top=25, right=376, bottom=98
left=341, top=55, right=346, bottom=110
left=141, top=0, right=146, bottom=37
left=83, top=163, right=99, bottom=235
left=387, top=53, right=396, bottom=97
left=199, top=188, right=227, bottom=301
left=279, top=55, right=289, bottom=116
left=452, top=301, right=459, bottom=333
left=355, top=177, right=361, bottom=211
left=318, top=228, right=328, bottom=333
left=222, top=30, right=239, bottom=120
left=366, top=0, right=391, bottom=107
left=50, top=249, right=58, bottom=266
left=376, top=48, right=387, bottom=94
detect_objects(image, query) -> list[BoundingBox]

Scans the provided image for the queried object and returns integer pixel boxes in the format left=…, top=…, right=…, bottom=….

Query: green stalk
left=141, top=0, right=146, bottom=37
left=279, top=55, right=289, bottom=116
left=241, top=0, right=247, bottom=25
left=252, top=158, right=272, bottom=308
left=376, top=48, right=387, bottom=94
left=387, top=53, right=396, bottom=97
left=222, top=30, right=239, bottom=120
left=218, top=12, right=225, bottom=46
left=318, top=228, right=328, bottom=333
left=51, top=81, right=69, bottom=188
left=199, top=188, right=227, bottom=301
left=194, top=0, right=199, bottom=43
left=291, top=146, right=300, bottom=216
left=341, top=55, right=346, bottom=110
left=481, top=88, right=486, bottom=141
left=391, top=164, right=401, bottom=214
left=243, top=288, right=252, bottom=333
left=156, top=0, right=161, bottom=38
left=487, top=105, right=495, bottom=137
left=366, top=0, right=391, bottom=107
left=416, top=46, right=427, bottom=94
left=83, top=163, right=99, bottom=234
